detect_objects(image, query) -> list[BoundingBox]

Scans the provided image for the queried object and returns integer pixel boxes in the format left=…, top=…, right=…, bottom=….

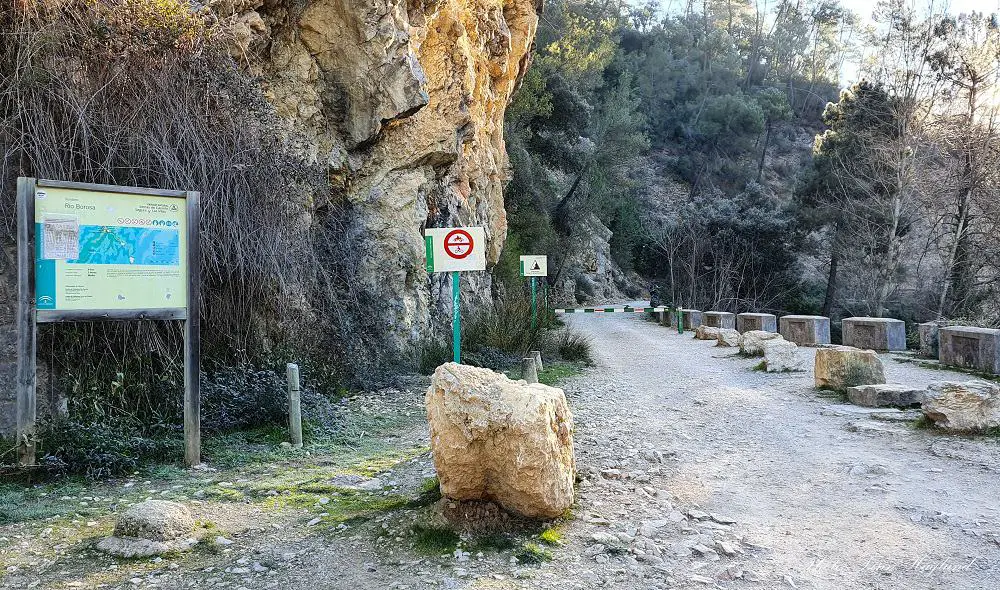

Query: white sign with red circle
left=424, top=226, right=487, bottom=273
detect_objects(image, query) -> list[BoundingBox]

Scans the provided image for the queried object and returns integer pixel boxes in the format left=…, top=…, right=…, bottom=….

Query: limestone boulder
left=114, top=500, right=193, bottom=541
left=847, top=384, right=926, bottom=408
left=739, top=331, right=784, bottom=357
left=764, top=340, right=803, bottom=372
left=426, top=363, right=575, bottom=519
left=695, top=325, right=721, bottom=341
left=716, top=329, right=741, bottom=347
left=96, top=500, right=197, bottom=558
left=922, top=381, right=1000, bottom=433
left=814, top=346, right=885, bottom=391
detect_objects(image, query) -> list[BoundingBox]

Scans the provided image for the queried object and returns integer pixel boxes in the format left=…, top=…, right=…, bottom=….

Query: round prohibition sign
left=444, top=229, right=475, bottom=259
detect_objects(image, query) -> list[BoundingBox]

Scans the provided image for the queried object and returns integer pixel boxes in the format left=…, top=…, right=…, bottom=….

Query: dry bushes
left=0, top=2, right=392, bottom=436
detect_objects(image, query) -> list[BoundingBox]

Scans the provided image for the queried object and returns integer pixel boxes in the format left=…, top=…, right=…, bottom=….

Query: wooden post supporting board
left=16, top=177, right=37, bottom=467
left=184, top=191, right=202, bottom=467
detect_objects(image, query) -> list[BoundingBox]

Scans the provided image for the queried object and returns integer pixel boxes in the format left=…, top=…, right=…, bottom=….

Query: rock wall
left=551, top=214, right=633, bottom=305
left=0, top=0, right=541, bottom=436
left=245, top=0, right=541, bottom=342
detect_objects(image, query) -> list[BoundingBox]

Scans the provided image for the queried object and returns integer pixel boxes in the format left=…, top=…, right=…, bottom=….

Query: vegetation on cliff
left=503, top=0, right=1000, bottom=328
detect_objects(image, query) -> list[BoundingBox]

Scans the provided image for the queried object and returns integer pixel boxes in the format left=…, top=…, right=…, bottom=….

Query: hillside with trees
left=503, top=0, right=999, bottom=330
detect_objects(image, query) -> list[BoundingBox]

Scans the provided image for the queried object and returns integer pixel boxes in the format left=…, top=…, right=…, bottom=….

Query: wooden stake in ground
left=287, top=363, right=303, bottom=449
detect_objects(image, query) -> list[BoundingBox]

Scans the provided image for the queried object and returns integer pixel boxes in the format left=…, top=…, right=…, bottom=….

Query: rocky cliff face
left=0, top=0, right=541, bottom=435
left=233, top=0, right=541, bottom=344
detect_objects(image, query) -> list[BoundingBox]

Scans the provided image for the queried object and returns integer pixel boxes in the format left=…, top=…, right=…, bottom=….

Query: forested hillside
left=503, top=0, right=1000, bottom=329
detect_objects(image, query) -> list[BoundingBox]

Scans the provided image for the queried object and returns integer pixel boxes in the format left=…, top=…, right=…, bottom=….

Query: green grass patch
left=751, top=360, right=767, bottom=372
left=322, top=493, right=410, bottom=525
left=0, top=478, right=117, bottom=525
left=516, top=542, right=553, bottom=563
left=201, top=427, right=294, bottom=469
left=538, top=527, right=563, bottom=546
left=349, top=447, right=429, bottom=477
left=411, top=524, right=461, bottom=555
left=538, top=362, right=584, bottom=386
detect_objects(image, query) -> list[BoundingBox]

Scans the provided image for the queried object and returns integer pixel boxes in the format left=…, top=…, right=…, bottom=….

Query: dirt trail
left=5, top=313, right=1000, bottom=590
left=552, top=312, right=1000, bottom=589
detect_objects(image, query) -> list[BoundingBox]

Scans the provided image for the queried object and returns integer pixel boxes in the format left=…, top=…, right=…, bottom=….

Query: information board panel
left=34, top=185, right=187, bottom=311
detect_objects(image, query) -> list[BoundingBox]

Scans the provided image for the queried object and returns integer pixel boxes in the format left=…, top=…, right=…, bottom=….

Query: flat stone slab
left=842, top=317, right=907, bottom=351
left=703, top=312, right=735, bottom=330
left=939, top=326, right=1000, bottom=375
left=96, top=536, right=197, bottom=558
left=737, top=313, right=777, bottom=333
left=821, top=404, right=923, bottom=422
left=846, top=384, right=926, bottom=408
left=780, top=315, right=831, bottom=346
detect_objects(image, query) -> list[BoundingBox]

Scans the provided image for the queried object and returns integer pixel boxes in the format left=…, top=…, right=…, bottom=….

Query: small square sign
left=520, top=255, right=547, bottom=277
left=425, top=227, right=487, bottom=273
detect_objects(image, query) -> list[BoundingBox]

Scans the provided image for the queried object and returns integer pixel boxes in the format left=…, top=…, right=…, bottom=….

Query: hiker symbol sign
left=520, top=255, right=548, bottom=277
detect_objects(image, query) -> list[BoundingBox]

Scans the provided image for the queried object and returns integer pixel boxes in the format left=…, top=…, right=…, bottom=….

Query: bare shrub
left=0, top=2, right=395, bottom=430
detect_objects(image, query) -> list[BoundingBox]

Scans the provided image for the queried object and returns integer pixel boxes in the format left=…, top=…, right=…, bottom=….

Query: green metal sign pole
left=543, top=281, right=549, bottom=321
left=452, top=271, right=461, bottom=364
left=530, top=277, right=538, bottom=330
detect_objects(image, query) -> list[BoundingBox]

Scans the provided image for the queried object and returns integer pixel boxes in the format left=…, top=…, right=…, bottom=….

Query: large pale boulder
left=96, top=500, right=197, bottom=558
left=114, top=500, right=193, bottom=541
left=763, top=340, right=803, bottom=372
left=716, top=329, right=741, bottom=347
left=740, top=330, right=784, bottom=356
left=922, top=381, right=1000, bottom=433
left=814, top=346, right=885, bottom=391
left=695, top=325, right=722, bottom=341
left=426, top=363, right=575, bottom=519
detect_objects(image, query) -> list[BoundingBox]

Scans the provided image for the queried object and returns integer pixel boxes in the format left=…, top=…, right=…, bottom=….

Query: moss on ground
left=411, top=525, right=462, bottom=555
left=538, top=362, right=584, bottom=386
left=516, top=542, right=554, bottom=563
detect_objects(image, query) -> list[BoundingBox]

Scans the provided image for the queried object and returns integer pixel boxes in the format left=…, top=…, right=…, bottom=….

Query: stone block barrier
left=703, top=311, right=736, bottom=330
left=736, top=313, right=777, bottom=333
left=842, top=317, right=906, bottom=351
left=681, top=309, right=703, bottom=331
left=779, top=315, right=831, bottom=346
left=938, top=326, right=1000, bottom=375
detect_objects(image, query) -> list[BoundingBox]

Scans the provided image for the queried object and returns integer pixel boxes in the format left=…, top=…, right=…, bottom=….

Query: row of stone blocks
left=658, top=310, right=779, bottom=333
left=654, top=307, right=1000, bottom=375
left=919, top=324, right=1000, bottom=375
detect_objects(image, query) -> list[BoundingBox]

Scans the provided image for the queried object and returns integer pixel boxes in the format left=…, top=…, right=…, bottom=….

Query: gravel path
left=548, top=312, right=1000, bottom=589
left=7, top=314, right=1000, bottom=590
